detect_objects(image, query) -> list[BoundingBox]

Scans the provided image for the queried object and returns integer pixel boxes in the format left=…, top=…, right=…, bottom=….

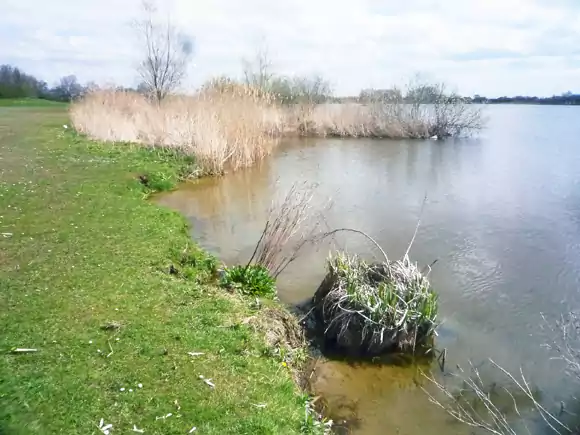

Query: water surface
left=158, top=105, right=580, bottom=434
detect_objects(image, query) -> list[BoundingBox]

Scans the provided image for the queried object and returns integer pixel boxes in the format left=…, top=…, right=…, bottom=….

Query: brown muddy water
left=158, top=105, right=580, bottom=434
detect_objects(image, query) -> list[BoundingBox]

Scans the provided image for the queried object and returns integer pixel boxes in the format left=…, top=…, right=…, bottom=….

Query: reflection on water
left=157, top=105, right=580, bottom=434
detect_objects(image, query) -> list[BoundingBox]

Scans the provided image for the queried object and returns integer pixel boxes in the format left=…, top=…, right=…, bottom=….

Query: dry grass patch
left=71, top=84, right=284, bottom=175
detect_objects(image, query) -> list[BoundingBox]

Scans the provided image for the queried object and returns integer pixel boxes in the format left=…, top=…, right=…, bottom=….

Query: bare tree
left=134, top=1, right=193, bottom=103
left=53, top=75, right=84, bottom=101
left=242, top=45, right=274, bottom=91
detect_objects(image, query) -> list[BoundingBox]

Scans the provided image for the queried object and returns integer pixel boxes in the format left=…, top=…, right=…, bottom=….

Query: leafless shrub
left=423, top=310, right=580, bottom=435
left=292, top=81, right=483, bottom=139
left=246, top=182, right=330, bottom=278
left=542, top=311, right=580, bottom=383
left=423, top=359, right=571, bottom=435
left=242, top=45, right=275, bottom=92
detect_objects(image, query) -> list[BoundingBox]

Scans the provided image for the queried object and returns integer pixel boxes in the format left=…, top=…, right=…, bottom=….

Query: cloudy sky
left=2, top=0, right=580, bottom=97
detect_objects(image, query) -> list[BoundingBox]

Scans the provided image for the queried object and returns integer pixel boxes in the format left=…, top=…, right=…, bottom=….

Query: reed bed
left=71, top=86, right=482, bottom=174
left=71, top=84, right=284, bottom=175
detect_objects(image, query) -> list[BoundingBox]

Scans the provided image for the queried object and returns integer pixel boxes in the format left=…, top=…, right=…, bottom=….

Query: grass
left=0, top=98, right=66, bottom=107
left=220, top=265, right=277, bottom=297
left=0, top=105, right=313, bottom=434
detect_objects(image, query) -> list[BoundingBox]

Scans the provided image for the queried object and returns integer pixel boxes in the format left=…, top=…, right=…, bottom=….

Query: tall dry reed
left=70, top=84, right=283, bottom=174
left=71, top=84, right=482, bottom=174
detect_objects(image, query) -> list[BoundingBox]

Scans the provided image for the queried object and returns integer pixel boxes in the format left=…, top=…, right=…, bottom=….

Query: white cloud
left=1, top=0, right=579, bottom=96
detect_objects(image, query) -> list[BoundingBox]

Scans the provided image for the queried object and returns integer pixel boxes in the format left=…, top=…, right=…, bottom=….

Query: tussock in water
left=313, top=252, right=438, bottom=356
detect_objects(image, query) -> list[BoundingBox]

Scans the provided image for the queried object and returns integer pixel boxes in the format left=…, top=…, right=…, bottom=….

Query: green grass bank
left=0, top=105, right=315, bottom=434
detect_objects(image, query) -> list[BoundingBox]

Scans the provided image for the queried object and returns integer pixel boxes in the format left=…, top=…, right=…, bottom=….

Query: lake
left=157, top=105, right=580, bottom=434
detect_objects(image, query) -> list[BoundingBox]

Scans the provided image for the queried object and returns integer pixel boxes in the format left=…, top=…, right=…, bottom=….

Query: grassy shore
left=0, top=98, right=66, bottom=107
left=0, top=105, right=313, bottom=434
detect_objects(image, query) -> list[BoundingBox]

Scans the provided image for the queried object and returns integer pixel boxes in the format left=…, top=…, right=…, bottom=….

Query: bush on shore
left=289, top=100, right=482, bottom=139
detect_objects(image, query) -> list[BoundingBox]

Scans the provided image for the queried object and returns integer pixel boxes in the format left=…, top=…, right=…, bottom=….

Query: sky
left=2, top=0, right=580, bottom=97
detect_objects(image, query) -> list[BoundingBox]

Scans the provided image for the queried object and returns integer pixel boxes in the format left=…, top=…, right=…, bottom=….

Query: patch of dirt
left=249, top=307, right=312, bottom=389
left=250, top=307, right=305, bottom=350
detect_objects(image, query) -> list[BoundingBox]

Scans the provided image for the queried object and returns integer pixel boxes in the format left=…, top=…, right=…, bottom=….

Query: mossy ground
left=0, top=105, right=312, bottom=434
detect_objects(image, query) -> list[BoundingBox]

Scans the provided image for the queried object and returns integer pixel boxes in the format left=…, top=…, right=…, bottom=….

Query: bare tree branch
left=242, top=45, right=274, bottom=91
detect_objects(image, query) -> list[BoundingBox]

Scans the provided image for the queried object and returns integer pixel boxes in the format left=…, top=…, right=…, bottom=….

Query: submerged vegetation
left=314, top=252, right=438, bottom=355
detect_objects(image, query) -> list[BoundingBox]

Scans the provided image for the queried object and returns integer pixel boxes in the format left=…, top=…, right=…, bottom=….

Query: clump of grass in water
left=314, top=251, right=438, bottom=355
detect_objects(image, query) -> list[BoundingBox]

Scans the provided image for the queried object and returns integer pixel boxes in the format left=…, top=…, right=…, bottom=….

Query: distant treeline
left=0, top=64, right=139, bottom=102
left=471, top=93, right=580, bottom=105
left=356, top=87, right=580, bottom=106
left=3, top=62, right=578, bottom=106
left=0, top=64, right=84, bottom=102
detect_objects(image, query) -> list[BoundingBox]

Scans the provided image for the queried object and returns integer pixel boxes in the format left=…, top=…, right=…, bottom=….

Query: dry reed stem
left=247, top=181, right=330, bottom=278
